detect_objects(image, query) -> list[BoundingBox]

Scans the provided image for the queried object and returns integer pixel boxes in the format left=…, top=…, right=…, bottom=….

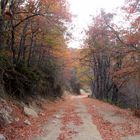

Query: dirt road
left=33, top=95, right=140, bottom=140
left=33, top=95, right=102, bottom=140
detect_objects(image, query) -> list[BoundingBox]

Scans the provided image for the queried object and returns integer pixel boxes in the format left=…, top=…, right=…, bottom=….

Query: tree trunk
left=0, top=0, right=9, bottom=49
left=17, top=20, right=29, bottom=63
left=27, top=33, right=35, bottom=66
left=11, top=26, right=16, bottom=63
left=91, top=50, right=119, bottom=102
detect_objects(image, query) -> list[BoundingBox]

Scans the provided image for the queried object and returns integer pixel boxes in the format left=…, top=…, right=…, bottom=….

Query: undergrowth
left=0, top=55, right=63, bottom=102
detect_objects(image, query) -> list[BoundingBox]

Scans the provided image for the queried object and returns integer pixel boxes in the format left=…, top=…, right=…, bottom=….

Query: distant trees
left=62, top=48, right=81, bottom=94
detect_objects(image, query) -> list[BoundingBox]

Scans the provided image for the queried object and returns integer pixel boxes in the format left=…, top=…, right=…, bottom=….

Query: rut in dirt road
left=72, top=100, right=102, bottom=140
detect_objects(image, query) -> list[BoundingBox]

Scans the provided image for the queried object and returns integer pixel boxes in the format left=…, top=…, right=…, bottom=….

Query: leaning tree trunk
left=91, top=50, right=119, bottom=102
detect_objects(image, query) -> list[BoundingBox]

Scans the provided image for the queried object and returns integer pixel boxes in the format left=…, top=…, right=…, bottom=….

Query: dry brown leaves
left=83, top=98, right=140, bottom=140
left=0, top=99, right=66, bottom=140
left=57, top=100, right=83, bottom=140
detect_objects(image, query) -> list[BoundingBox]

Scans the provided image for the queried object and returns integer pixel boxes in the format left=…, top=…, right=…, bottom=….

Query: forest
left=0, top=0, right=76, bottom=100
left=0, top=0, right=140, bottom=140
left=0, top=0, right=140, bottom=108
left=1, top=0, right=139, bottom=106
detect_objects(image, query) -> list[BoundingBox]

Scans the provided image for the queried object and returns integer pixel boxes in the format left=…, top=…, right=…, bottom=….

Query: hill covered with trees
left=0, top=0, right=76, bottom=101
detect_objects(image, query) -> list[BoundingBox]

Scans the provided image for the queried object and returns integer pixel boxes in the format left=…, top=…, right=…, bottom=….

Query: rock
left=0, top=99, right=13, bottom=126
left=24, top=107, right=38, bottom=118
left=0, top=107, right=13, bottom=126
left=15, top=117, right=19, bottom=122
left=52, top=120, right=57, bottom=124
left=24, top=119, right=31, bottom=125
left=5, top=106, right=12, bottom=114
left=0, top=134, right=6, bottom=140
left=39, top=112, right=45, bottom=116
left=55, top=115, right=60, bottom=119
left=0, top=99, right=7, bottom=104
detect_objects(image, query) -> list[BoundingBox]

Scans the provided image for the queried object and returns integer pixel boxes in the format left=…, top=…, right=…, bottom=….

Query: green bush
left=103, top=98, right=121, bottom=106
left=0, top=55, right=13, bottom=69
left=15, top=63, right=40, bottom=81
left=0, top=55, right=64, bottom=101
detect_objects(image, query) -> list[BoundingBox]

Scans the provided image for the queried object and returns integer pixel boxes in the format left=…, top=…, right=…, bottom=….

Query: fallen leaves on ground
left=83, top=98, right=140, bottom=140
left=0, top=99, right=66, bottom=140
left=57, top=100, right=83, bottom=140
left=1, top=96, right=140, bottom=140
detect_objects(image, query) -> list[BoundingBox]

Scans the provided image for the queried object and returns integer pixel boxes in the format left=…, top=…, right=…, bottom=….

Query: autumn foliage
left=81, top=2, right=140, bottom=108
left=0, top=0, right=72, bottom=99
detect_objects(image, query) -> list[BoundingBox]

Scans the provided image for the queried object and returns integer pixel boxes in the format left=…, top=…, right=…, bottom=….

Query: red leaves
left=86, top=104, right=120, bottom=140
left=62, top=108, right=83, bottom=126
left=57, top=101, right=83, bottom=140
left=0, top=99, right=66, bottom=140
left=83, top=98, right=140, bottom=140
left=134, top=109, right=140, bottom=118
left=113, top=66, right=137, bottom=77
left=57, top=127, right=78, bottom=140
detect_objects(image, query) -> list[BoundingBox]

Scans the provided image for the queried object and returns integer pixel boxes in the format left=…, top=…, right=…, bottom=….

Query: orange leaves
left=113, top=66, right=137, bottom=77
left=123, top=1, right=140, bottom=44
left=84, top=98, right=140, bottom=140
left=0, top=99, right=66, bottom=140
left=62, top=107, right=83, bottom=126
left=57, top=100, right=82, bottom=140
left=57, top=129, right=78, bottom=140
left=86, top=102, right=120, bottom=140
left=40, top=0, right=71, bottom=21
